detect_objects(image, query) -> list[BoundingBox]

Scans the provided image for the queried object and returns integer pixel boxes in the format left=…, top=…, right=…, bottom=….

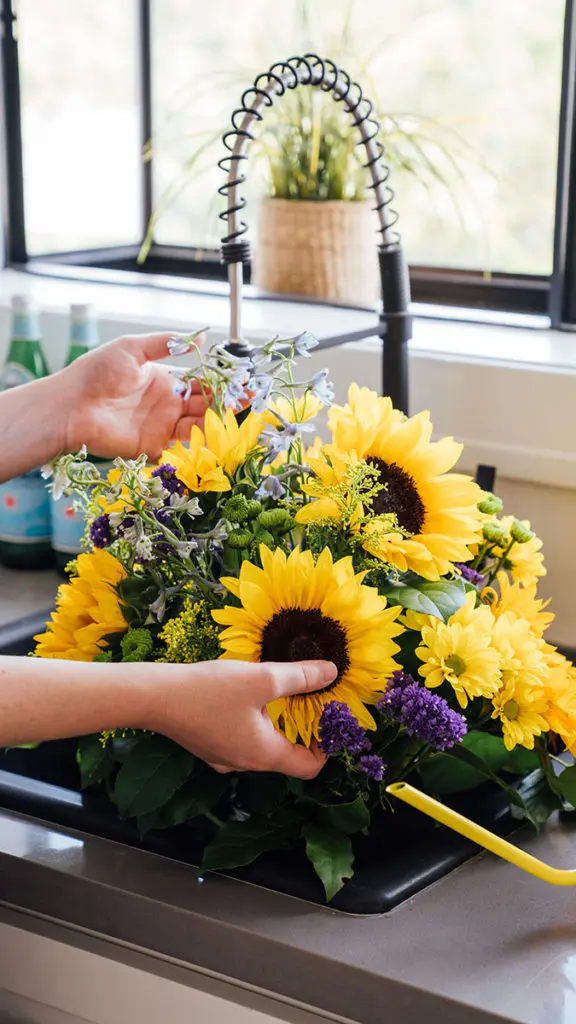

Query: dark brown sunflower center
left=366, top=457, right=426, bottom=534
left=260, top=608, right=350, bottom=689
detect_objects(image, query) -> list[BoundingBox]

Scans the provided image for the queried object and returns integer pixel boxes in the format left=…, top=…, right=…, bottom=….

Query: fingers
left=266, top=731, right=327, bottom=780
left=255, top=660, right=337, bottom=703
left=122, top=332, right=205, bottom=365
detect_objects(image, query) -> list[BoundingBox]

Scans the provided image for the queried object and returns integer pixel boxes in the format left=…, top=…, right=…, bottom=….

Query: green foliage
left=120, top=628, right=154, bottom=662
left=549, top=763, right=576, bottom=809
left=419, top=731, right=539, bottom=796
left=200, top=813, right=300, bottom=873
left=382, top=575, right=467, bottom=622
left=137, top=770, right=229, bottom=836
left=303, top=824, right=355, bottom=902
left=77, top=735, right=114, bottom=789
left=512, top=770, right=563, bottom=832
left=114, top=736, right=195, bottom=819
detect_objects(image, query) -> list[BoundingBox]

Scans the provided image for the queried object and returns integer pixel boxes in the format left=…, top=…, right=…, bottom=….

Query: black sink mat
left=0, top=616, right=520, bottom=915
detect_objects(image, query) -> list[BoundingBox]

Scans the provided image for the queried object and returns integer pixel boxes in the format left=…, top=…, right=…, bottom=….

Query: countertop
left=0, top=566, right=59, bottom=625
left=2, top=573, right=576, bottom=1023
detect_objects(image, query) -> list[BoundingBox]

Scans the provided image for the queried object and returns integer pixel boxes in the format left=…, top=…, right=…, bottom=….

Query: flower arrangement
left=36, top=332, right=576, bottom=902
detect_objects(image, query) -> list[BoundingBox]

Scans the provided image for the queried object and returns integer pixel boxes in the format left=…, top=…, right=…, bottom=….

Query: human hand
left=140, top=658, right=337, bottom=779
left=61, top=332, right=208, bottom=460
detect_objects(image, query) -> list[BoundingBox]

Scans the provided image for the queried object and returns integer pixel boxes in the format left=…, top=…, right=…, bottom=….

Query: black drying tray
left=0, top=612, right=518, bottom=915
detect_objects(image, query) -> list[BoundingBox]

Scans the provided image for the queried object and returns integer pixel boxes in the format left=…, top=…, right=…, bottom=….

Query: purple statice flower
left=89, top=514, right=112, bottom=549
left=358, top=755, right=386, bottom=782
left=151, top=463, right=185, bottom=496
left=381, top=679, right=467, bottom=752
left=455, top=563, right=484, bottom=587
left=115, top=515, right=135, bottom=538
left=309, top=368, right=334, bottom=407
left=294, top=331, right=319, bottom=358
left=319, top=701, right=372, bottom=756
left=254, top=474, right=286, bottom=500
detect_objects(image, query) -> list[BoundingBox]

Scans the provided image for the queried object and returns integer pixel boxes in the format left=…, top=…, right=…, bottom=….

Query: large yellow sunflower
left=301, top=386, right=484, bottom=580
left=213, top=546, right=403, bottom=746
left=34, top=550, right=127, bottom=661
left=162, top=408, right=266, bottom=493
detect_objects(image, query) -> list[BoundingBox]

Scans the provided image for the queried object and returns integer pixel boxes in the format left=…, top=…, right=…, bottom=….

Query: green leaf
left=553, top=764, right=576, bottom=809
left=200, top=815, right=299, bottom=873
left=512, top=769, right=562, bottom=831
left=114, top=736, right=195, bottom=819
left=236, top=773, right=289, bottom=815
left=77, top=735, right=113, bottom=789
left=303, top=824, right=354, bottom=902
left=318, top=796, right=370, bottom=835
left=419, top=732, right=512, bottom=795
left=137, top=771, right=229, bottom=836
left=382, top=577, right=466, bottom=623
left=501, top=746, right=540, bottom=775
left=446, top=743, right=525, bottom=808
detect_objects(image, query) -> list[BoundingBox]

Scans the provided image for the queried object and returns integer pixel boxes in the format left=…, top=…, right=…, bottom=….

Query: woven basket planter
left=253, top=197, right=379, bottom=307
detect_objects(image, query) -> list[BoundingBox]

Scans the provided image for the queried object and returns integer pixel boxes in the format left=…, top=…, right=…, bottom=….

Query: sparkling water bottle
left=51, top=303, right=105, bottom=575
left=0, top=296, right=53, bottom=569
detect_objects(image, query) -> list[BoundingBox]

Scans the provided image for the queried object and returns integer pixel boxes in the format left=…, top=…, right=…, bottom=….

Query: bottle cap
left=70, top=302, right=96, bottom=321
left=11, top=294, right=36, bottom=314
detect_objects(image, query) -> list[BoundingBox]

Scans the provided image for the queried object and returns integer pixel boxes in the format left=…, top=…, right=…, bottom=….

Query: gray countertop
left=1, top=572, right=576, bottom=1023
left=0, top=566, right=59, bottom=625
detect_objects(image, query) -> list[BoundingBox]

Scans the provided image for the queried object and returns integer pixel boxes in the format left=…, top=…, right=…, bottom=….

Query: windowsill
left=1, top=263, right=575, bottom=490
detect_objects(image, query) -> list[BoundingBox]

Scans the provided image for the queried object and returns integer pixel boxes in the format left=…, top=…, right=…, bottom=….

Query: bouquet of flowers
left=35, top=331, right=576, bottom=902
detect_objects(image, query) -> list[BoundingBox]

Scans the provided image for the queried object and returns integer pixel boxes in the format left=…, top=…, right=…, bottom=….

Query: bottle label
left=0, top=472, right=51, bottom=543
left=50, top=494, right=87, bottom=554
left=0, top=362, right=36, bottom=390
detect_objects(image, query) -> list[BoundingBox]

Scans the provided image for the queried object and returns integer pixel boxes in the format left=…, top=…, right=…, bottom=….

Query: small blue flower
left=167, top=336, right=196, bottom=357
left=310, top=369, right=334, bottom=407
left=248, top=373, right=273, bottom=413
left=223, top=369, right=248, bottom=411
left=255, top=475, right=286, bottom=500
left=171, top=373, right=193, bottom=401
left=294, top=332, right=319, bottom=358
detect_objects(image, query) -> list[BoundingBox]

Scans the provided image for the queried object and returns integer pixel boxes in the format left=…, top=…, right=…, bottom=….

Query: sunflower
left=491, top=678, right=549, bottom=751
left=213, top=546, right=403, bottom=746
left=310, top=386, right=484, bottom=580
left=162, top=408, right=266, bottom=493
left=482, top=571, right=554, bottom=638
left=34, top=550, right=127, bottom=661
left=497, top=516, right=546, bottom=586
left=416, top=615, right=501, bottom=708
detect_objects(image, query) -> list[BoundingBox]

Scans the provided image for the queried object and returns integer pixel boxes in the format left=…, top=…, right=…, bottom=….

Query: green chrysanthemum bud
left=510, top=519, right=535, bottom=544
left=222, top=495, right=250, bottom=523
left=478, top=492, right=503, bottom=515
left=228, top=529, right=253, bottom=549
left=120, top=628, right=154, bottom=663
left=253, top=527, right=275, bottom=547
left=482, top=521, right=509, bottom=545
left=258, top=508, right=291, bottom=529
left=245, top=499, right=262, bottom=520
left=276, top=515, right=297, bottom=535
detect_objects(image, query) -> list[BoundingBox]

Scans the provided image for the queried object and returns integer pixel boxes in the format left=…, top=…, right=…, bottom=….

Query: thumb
left=257, top=660, right=337, bottom=703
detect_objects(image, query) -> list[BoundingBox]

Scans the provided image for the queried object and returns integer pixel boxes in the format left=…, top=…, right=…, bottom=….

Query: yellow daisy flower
left=497, top=516, right=546, bottom=586
left=482, top=571, right=554, bottom=638
left=213, top=546, right=404, bottom=747
left=162, top=408, right=266, bottom=493
left=263, top=393, right=324, bottom=425
left=543, top=648, right=576, bottom=753
left=34, top=550, right=127, bottom=661
left=449, top=590, right=496, bottom=631
left=490, top=612, right=550, bottom=691
left=320, top=386, right=483, bottom=580
left=491, top=678, right=549, bottom=751
left=416, top=616, right=501, bottom=708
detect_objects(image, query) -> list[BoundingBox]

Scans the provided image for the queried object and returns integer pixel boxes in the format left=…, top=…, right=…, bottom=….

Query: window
left=2, top=0, right=575, bottom=317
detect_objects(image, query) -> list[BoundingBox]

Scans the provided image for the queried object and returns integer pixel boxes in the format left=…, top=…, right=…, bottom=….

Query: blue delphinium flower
left=294, top=331, right=319, bottom=358
left=254, top=475, right=286, bottom=500
left=309, top=369, right=334, bottom=407
left=248, top=373, right=273, bottom=413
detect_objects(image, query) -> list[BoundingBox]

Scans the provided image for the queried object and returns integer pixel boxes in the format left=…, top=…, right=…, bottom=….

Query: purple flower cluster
left=318, top=702, right=371, bottom=755
left=379, top=672, right=467, bottom=752
left=89, top=514, right=112, bottom=549
left=151, top=463, right=185, bottom=496
left=455, top=562, right=484, bottom=587
left=358, top=755, right=386, bottom=782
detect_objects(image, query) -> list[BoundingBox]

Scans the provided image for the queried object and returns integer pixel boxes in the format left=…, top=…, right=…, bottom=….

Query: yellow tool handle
left=386, top=781, right=576, bottom=886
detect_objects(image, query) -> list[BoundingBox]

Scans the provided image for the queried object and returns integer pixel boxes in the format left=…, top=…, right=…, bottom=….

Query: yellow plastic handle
left=386, top=781, right=576, bottom=886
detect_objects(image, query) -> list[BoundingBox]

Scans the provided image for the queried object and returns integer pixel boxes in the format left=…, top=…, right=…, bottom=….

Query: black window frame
left=2, top=0, right=576, bottom=323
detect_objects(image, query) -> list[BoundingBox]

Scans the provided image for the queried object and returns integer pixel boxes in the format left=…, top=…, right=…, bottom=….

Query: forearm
left=0, top=656, right=162, bottom=746
left=0, top=372, right=76, bottom=481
